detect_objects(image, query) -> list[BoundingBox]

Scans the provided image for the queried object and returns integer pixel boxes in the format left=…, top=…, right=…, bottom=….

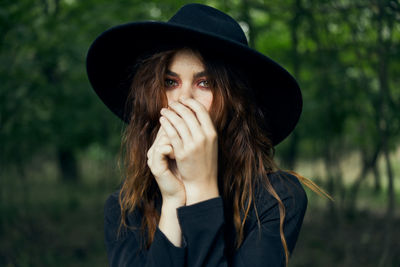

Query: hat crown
left=168, top=4, right=248, bottom=46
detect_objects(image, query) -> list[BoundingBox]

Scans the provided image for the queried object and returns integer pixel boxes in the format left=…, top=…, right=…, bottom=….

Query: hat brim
left=86, top=21, right=302, bottom=146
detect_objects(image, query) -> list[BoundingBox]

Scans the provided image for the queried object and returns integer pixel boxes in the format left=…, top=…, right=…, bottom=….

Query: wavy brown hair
left=119, top=47, right=332, bottom=266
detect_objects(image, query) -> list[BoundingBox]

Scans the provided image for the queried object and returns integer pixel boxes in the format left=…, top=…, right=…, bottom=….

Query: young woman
left=86, top=3, right=331, bottom=267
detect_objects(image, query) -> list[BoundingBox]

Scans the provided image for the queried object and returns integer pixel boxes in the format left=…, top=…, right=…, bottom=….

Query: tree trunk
left=57, top=148, right=79, bottom=182
left=372, top=163, right=381, bottom=193
left=376, top=0, right=395, bottom=265
left=379, top=144, right=395, bottom=266
left=346, top=144, right=380, bottom=216
left=323, top=148, right=342, bottom=224
left=285, top=0, right=303, bottom=170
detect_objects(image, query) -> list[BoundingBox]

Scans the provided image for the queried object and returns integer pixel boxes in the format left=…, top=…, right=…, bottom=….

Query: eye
left=198, top=80, right=210, bottom=88
left=165, top=78, right=178, bottom=88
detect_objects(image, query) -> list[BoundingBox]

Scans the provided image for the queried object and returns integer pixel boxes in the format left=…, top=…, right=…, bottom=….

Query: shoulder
left=104, top=189, right=148, bottom=227
left=104, top=190, right=125, bottom=242
left=103, top=190, right=123, bottom=244
left=269, top=170, right=307, bottom=203
left=104, top=190, right=143, bottom=226
left=255, top=170, right=308, bottom=218
left=104, top=190, right=145, bottom=244
left=104, top=190, right=121, bottom=222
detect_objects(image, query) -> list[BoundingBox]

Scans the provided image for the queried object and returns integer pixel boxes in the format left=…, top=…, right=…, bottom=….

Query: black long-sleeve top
left=104, top=170, right=308, bottom=267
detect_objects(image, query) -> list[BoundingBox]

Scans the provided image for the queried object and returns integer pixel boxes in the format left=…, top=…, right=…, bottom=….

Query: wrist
left=162, top=197, right=186, bottom=210
left=159, top=200, right=184, bottom=248
left=184, top=181, right=219, bottom=205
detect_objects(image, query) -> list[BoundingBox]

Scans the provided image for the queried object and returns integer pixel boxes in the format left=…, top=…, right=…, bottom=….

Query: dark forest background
left=1, top=0, right=399, bottom=266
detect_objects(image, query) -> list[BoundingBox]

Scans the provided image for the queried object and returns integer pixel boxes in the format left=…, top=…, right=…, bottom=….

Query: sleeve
left=104, top=193, right=186, bottom=267
left=177, top=197, right=226, bottom=267
left=176, top=174, right=308, bottom=267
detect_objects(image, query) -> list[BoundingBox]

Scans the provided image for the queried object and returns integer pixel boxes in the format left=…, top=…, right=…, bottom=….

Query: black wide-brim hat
left=86, top=3, right=302, bottom=146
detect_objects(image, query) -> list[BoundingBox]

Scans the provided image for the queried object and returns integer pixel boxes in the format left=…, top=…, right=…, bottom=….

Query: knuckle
left=193, top=141, right=204, bottom=152
left=175, top=151, right=185, bottom=161
left=159, top=146, right=168, bottom=154
left=169, top=130, right=179, bottom=138
left=195, top=136, right=206, bottom=146
left=154, top=147, right=162, bottom=154
left=207, top=130, right=217, bottom=140
left=185, top=145, right=196, bottom=155
left=174, top=121, right=184, bottom=129
left=193, top=101, right=204, bottom=111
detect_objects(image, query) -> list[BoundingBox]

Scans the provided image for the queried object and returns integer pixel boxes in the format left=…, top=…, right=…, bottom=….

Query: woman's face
left=165, top=49, right=213, bottom=111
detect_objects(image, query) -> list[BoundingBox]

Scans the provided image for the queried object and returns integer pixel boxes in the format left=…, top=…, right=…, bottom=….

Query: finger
left=159, top=116, right=184, bottom=157
left=158, top=135, right=175, bottom=159
left=148, top=125, right=171, bottom=159
left=153, top=125, right=166, bottom=144
left=179, top=98, right=216, bottom=137
left=155, top=144, right=174, bottom=160
left=148, top=128, right=162, bottom=154
left=148, top=145, right=169, bottom=165
left=168, top=101, right=204, bottom=141
left=160, top=107, right=193, bottom=145
left=148, top=126, right=163, bottom=158
left=147, top=144, right=175, bottom=175
left=155, top=125, right=172, bottom=148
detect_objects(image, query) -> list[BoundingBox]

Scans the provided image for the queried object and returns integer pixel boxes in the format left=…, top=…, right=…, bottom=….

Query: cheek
left=165, top=90, right=178, bottom=104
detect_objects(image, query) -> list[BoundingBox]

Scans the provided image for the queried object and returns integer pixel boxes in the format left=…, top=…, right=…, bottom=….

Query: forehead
left=168, top=48, right=205, bottom=71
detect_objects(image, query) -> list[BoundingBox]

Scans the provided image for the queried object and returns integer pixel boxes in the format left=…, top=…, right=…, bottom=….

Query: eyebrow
left=166, top=70, right=208, bottom=79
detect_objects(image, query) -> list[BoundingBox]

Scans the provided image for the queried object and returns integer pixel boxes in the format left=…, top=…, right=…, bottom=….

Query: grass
left=291, top=199, right=400, bottom=266
left=0, top=177, right=111, bottom=267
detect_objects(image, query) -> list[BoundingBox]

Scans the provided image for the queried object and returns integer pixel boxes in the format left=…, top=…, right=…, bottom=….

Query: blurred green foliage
left=1, top=0, right=399, bottom=266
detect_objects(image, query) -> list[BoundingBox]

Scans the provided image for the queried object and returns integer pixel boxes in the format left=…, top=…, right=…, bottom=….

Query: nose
left=178, top=82, right=193, bottom=99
